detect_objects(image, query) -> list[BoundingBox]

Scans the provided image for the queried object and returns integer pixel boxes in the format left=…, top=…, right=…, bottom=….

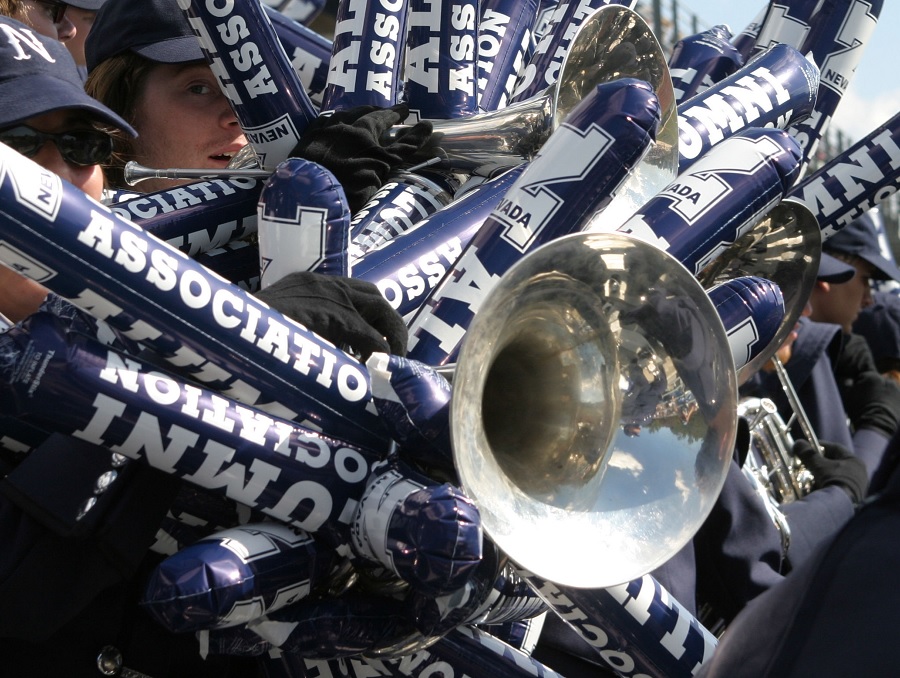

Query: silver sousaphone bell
left=696, top=199, right=821, bottom=384
left=451, top=232, right=737, bottom=589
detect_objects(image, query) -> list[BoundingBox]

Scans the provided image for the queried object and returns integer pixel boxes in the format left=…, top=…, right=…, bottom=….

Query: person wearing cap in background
left=735, top=251, right=873, bottom=564
left=807, top=212, right=900, bottom=478
left=0, top=0, right=75, bottom=41
left=62, top=0, right=105, bottom=80
left=813, top=211, right=900, bottom=335
left=741, top=243, right=891, bottom=484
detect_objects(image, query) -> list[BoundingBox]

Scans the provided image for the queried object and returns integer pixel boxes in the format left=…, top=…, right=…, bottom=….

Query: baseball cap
left=66, top=0, right=108, bottom=9
left=817, top=252, right=855, bottom=283
left=85, top=0, right=204, bottom=74
left=824, top=212, right=900, bottom=282
left=0, top=16, right=135, bottom=134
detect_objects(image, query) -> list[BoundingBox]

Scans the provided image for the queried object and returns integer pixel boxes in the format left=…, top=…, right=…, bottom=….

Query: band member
left=83, top=0, right=249, bottom=192
left=533, top=252, right=871, bottom=677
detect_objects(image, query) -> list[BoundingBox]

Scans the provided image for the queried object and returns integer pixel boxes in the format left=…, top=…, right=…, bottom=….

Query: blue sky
left=678, top=1, right=899, bottom=142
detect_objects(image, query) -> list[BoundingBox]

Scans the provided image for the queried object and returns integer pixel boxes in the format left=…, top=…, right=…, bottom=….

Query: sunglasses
left=34, top=0, right=69, bottom=23
left=0, top=125, right=114, bottom=166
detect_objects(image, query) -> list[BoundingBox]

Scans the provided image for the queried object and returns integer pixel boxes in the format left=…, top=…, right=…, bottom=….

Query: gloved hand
left=255, top=271, right=408, bottom=360
left=290, top=104, right=435, bottom=213
left=793, top=439, right=868, bottom=506
left=843, top=370, right=900, bottom=437
left=834, top=332, right=879, bottom=385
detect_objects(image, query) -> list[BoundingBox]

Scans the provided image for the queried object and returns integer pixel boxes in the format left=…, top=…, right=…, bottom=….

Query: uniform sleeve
left=0, top=433, right=180, bottom=641
left=780, top=485, right=854, bottom=569
left=852, top=426, right=892, bottom=481
left=693, top=459, right=785, bottom=625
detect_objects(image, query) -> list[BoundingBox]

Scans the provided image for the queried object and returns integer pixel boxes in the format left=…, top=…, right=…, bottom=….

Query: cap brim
left=817, top=253, right=855, bottom=283
left=865, top=253, right=900, bottom=283
left=66, top=0, right=107, bottom=8
left=0, top=75, right=136, bottom=136
left=135, top=36, right=205, bottom=64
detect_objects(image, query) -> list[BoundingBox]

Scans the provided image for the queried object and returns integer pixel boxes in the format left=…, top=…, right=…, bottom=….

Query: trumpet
left=736, top=354, right=818, bottom=565
left=741, top=356, right=817, bottom=505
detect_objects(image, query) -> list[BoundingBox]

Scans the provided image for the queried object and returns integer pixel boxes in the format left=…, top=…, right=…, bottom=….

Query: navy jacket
left=697, top=429, right=900, bottom=677
left=0, top=433, right=260, bottom=677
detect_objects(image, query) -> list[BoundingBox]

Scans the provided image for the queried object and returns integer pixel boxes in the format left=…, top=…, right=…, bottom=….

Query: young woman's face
left=21, top=109, right=105, bottom=200
left=130, top=61, right=247, bottom=193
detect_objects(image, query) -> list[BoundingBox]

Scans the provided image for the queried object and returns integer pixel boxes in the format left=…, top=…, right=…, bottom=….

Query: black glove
left=793, top=439, right=868, bottom=506
left=255, top=271, right=408, bottom=360
left=290, top=104, right=435, bottom=213
left=834, top=332, right=879, bottom=386
left=843, top=370, right=900, bottom=437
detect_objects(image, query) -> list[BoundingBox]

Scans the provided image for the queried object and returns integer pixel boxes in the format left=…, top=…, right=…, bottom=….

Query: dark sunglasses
left=0, top=125, right=114, bottom=166
left=34, top=0, right=69, bottom=24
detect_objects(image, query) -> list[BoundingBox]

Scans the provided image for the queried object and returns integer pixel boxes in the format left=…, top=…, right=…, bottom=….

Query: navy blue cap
left=67, top=0, right=108, bottom=9
left=824, top=212, right=900, bottom=282
left=817, top=252, right=855, bottom=283
left=85, top=0, right=204, bottom=73
left=0, top=16, right=135, bottom=134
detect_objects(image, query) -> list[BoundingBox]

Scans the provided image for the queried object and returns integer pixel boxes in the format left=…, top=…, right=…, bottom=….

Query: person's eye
left=187, top=83, right=214, bottom=95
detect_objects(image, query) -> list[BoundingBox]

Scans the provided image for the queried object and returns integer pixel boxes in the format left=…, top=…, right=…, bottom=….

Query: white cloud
left=829, top=82, right=900, bottom=143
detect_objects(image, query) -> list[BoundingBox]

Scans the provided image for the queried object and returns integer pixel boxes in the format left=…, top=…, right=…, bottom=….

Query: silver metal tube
left=123, top=161, right=272, bottom=186
left=771, top=354, right=823, bottom=454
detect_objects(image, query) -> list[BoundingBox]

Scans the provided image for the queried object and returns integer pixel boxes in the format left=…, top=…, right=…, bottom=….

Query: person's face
left=0, top=107, right=105, bottom=322
left=17, top=0, right=76, bottom=41
left=129, top=61, right=247, bottom=193
left=809, top=258, right=876, bottom=333
left=15, top=109, right=105, bottom=200
left=63, top=6, right=96, bottom=66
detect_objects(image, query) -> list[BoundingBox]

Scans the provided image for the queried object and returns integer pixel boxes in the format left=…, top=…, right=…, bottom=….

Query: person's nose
left=218, top=96, right=242, bottom=129
left=56, top=13, right=76, bottom=42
